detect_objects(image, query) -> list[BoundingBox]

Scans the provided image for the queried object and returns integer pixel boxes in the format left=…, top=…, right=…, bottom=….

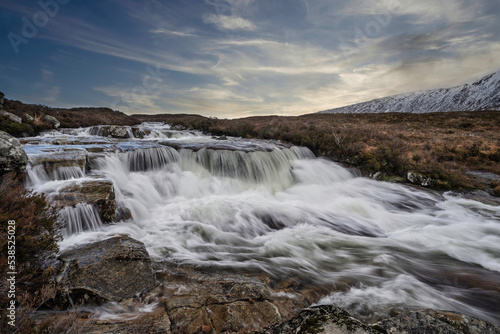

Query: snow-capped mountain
left=318, top=71, right=500, bottom=114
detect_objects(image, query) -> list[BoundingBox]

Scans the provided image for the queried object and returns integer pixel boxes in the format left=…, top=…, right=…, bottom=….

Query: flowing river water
left=22, top=123, right=500, bottom=324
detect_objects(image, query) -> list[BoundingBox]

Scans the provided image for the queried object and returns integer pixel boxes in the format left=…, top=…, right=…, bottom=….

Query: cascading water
left=59, top=203, right=103, bottom=236
left=21, top=123, right=500, bottom=325
left=125, top=146, right=179, bottom=172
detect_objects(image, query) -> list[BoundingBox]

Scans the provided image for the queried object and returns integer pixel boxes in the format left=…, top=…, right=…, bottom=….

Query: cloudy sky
left=1, top=0, right=499, bottom=118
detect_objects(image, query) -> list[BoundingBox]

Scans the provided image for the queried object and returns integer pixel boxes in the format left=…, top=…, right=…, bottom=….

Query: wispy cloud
left=203, top=14, right=256, bottom=30
left=150, top=28, right=199, bottom=37
left=1, top=0, right=499, bottom=117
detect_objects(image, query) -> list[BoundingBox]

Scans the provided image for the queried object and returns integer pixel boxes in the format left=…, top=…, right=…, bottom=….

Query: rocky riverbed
left=37, top=234, right=500, bottom=333
left=1, top=122, right=500, bottom=333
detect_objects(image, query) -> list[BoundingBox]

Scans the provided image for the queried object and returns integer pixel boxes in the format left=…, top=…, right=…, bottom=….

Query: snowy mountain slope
left=318, top=71, right=500, bottom=114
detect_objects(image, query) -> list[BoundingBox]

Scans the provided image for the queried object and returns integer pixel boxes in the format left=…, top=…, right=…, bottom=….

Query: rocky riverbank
left=35, top=234, right=500, bottom=333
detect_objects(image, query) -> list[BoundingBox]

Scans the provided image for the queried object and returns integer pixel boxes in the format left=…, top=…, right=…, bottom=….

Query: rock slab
left=54, top=180, right=116, bottom=222
left=55, top=236, right=155, bottom=308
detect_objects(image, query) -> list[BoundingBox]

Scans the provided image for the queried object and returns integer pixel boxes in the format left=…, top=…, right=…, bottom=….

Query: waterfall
left=25, top=164, right=85, bottom=187
left=179, top=148, right=298, bottom=187
left=125, top=146, right=179, bottom=172
left=52, top=166, right=85, bottom=180
left=25, top=164, right=50, bottom=186
left=87, top=126, right=105, bottom=136
left=59, top=203, right=103, bottom=236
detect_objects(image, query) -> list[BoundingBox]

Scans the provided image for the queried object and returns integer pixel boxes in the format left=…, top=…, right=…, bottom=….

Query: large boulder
left=0, top=110, right=22, bottom=123
left=0, top=130, right=28, bottom=174
left=53, top=236, right=155, bottom=308
left=53, top=180, right=116, bottom=222
left=44, top=114, right=60, bottom=128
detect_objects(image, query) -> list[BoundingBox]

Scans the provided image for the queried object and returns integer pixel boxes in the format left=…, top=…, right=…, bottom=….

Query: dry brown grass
left=33, top=113, right=43, bottom=126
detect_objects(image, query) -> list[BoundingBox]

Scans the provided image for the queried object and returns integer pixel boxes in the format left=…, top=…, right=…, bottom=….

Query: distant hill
left=318, top=71, right=500, bottom=114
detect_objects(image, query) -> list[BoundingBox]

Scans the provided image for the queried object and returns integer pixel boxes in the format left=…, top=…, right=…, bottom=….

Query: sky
left=1, top=0, right=500, bottom=118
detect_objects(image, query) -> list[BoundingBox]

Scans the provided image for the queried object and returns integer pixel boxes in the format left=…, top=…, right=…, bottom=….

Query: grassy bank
left=134, top=111, right=500, bottom=192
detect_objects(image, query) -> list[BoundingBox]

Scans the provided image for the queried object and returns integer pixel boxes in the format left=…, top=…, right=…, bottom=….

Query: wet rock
left=54, top=236, right=155, bottom=308
left=159, top=265, right=312, bottom=333
left=375, top=308, right=500, bottom=334
left=0, top=130, right=28, bottom=174
left=258, top=305, right=379, bottom=334
left=44, top=114, right=61, bottom=128
left=465, top=171, right=500, bottom=196
left=108, top=125, right=131, bottom=138
left=459, top=190, right=500, bottom=206
left=407, top=171, right=435, bottom=187
left=53, top=180, right=116, bottom=222
left=131, top=126, right=150, bottom=139
left=115, top=206, right=132, bottom=221
left=466, top=170, right=500, bottom=184
left=259, top=306, right=500, bottom=334
left=0, top=110, right=22, bottom=123
left=89, top=125, right=132, bottom=139
left=35, top=152, right=87, bottom=178
left=170, top=124, right=187, bottom=131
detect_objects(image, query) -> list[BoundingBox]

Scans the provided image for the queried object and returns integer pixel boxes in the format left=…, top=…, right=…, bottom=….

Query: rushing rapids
left=21, top=123, right=500, bottom=324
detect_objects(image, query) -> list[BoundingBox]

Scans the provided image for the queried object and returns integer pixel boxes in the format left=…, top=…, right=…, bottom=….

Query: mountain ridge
left=318, top=71, right=500, bottom=114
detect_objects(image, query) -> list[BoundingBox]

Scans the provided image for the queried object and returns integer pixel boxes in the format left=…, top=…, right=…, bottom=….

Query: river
left=22, top=122, right=500, bottom=324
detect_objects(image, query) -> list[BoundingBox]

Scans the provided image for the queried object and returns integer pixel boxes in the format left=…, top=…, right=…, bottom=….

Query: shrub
left=0, top=173, right=63, bottom=333
left=0, top=116, right=35, bottom=137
